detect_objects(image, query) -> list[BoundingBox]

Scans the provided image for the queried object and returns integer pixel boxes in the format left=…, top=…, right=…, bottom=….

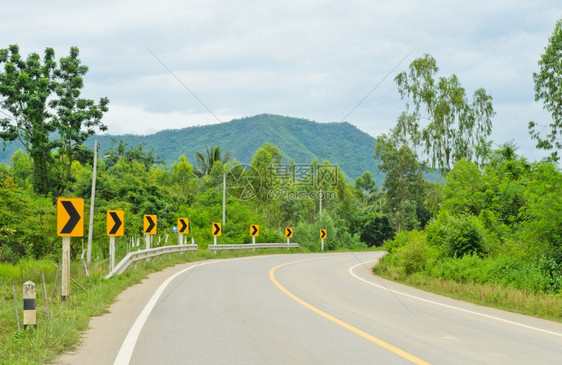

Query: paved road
left=107, top=252, right=561, bottom=364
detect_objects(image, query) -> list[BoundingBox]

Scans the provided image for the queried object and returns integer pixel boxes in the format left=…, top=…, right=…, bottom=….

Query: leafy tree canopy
left=394, top=54, right=495, bottom=173
left=375, top=134, right=428, bottom=233
left=0, top=44, right=108, bottom=196
left=529, top=19, right=562, bottom=162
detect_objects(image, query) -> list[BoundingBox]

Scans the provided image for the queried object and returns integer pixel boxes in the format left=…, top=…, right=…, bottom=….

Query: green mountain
left=0, top=114, right=381, bottom=181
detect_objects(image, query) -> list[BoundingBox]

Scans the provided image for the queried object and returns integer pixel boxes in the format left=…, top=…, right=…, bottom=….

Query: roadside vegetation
left=374, top=20, right=562, bottom=322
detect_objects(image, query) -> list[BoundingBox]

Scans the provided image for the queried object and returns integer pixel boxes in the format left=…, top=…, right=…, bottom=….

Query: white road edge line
left=113, top=261, right=212, bottom=365
left=349, top=262, right=562, bottom=338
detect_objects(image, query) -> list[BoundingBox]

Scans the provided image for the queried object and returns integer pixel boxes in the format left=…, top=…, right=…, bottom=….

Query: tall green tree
left=529, top=19, right=562, bottom=162
left=394, top=54, right=495, bottom=173
left=50, top=46, right=109, bottom=194
left=0, top=45, right=108, bottom=196
left=105, top=139, right=161, bottom=170
left=375, top=135, right=428, bottom=233
left=0, top=45, right=57, bottom=195
left=354, top=171, right=377, bottom=204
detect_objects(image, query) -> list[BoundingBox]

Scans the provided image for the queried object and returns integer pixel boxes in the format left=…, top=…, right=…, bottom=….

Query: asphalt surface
left=57, top=252, right=562, bottom=364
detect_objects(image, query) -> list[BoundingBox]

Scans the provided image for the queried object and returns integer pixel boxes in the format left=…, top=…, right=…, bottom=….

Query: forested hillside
left=1, top=114, right=381, bottom=181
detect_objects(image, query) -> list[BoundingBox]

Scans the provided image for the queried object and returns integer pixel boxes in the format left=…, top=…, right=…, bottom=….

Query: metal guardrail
left=208, top=243, right=300, bottom=253
left=105, top=244, right=198, bottom=279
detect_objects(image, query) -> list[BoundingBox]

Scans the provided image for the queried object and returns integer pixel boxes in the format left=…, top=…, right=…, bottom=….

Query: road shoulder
left=53, top=261, right=200, bottom=365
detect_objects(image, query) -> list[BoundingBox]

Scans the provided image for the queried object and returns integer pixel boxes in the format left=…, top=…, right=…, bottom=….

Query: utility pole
left=222, top=173, right=226, bottom=225
left=87, top=140, right=98, bottom=265
left=319, top=189, right=323, bottom=216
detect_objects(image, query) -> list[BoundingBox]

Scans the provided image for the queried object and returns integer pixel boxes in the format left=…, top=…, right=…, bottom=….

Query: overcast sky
left=2, top=0, right=561, bottom=161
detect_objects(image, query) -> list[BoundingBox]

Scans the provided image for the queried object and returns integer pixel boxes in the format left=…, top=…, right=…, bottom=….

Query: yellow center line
left=270, top=260, right=431, bottom=365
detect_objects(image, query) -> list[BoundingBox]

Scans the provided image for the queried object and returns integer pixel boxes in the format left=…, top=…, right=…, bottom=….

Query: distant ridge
left=0, top=114, right=381, bottom=181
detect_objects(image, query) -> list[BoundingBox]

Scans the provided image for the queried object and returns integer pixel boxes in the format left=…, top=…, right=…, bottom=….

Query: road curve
left=110, top=252, right=562, bottom=365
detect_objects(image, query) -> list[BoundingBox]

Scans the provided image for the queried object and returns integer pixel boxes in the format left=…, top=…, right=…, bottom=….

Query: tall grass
left=374, top=266, right=562, bottom=322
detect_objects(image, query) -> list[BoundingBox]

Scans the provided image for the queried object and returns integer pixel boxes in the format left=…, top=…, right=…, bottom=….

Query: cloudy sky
left=2, top=0, right=561, bottom=161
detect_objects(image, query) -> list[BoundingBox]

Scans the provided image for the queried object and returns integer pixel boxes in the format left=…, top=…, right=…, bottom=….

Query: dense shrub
left=382, top=230, right=439, bottom=275
left=360, top=216, right=394, bottom=247
left=429, top=255, right=561, bottom=294
left=426, top=212, right=488, bottom=258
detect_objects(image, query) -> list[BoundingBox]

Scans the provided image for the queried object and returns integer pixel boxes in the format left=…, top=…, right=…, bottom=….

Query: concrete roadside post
left=62, top=236, right=71, bottom=299
left=23, top=281, right=36, bottom=330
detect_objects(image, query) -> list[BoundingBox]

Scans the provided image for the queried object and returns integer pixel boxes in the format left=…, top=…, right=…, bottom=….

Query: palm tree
left=194, top=145, right=232, bottom=177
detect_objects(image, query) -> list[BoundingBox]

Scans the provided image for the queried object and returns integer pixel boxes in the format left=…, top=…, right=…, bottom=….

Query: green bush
left=360, top=216, right=394, bottom=247
left=385, top=230, right=439, bottom=275
left=293, top=212, right=362, bottom=251
left=426, top=212, right=488, bottom=258
left=383, top=230, right=413, bottom=253
left=430, top=255, right=491, bottom=283
left=427, top=255, right=561, bottom=294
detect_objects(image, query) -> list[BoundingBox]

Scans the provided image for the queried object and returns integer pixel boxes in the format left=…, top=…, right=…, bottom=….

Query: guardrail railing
left=105, top=244, right=198, bottom=279
left=208, top=243, right=300, bottom=254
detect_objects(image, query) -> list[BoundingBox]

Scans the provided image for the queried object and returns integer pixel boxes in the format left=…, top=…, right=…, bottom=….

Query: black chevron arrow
left=251, top=225, right=258, bottom=236
left=286, top=228, right=292, bottom=237
left=146, top=216, right=156, bottom=233
left=321, top=230, right=327, bottom=239
left=109, top=211, right=122, bottom=235
left=213, top=223, right=221, bottom=235
left=61, top=200, right=81, bottom=234
left=179, top=219, right=188, bottom=233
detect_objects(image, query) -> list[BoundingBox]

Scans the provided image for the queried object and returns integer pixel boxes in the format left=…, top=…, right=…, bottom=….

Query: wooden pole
left=87, top=139, right=98, bottom=265
left=12, top=284, right=21, bottom=331
left=41, top=273, right=50, bottom=320
left=52, top=263, right=87, bottom=293
left=81, top=248, right=89, bottom=277
left=51, top=260, right=60, bottom=300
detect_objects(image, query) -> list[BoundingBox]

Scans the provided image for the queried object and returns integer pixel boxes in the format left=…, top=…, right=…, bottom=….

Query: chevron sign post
left=250, top=224, right=259, bottom=244
left=320, top=229, right=327, bottom=251
left=57, top=198, right=84, bottom=301
left=212, top=222, right=221, bottom=245
left=178, top=218, right=189, bottom=245
left=144, top=215, right=157, bottom=249
left=107, top=210, right=124, bottom=272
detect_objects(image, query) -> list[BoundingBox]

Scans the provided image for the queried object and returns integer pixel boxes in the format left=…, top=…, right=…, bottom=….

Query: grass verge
left=373, top=265, right=562, bottom=323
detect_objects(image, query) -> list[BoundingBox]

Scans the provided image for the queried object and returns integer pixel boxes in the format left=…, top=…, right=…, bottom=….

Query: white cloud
left=102, top=104, right=241, bottom=135
left=2, top=0, right=562, bottom=161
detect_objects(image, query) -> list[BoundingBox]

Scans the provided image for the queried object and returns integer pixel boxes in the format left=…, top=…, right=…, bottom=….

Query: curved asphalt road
left=110, top=252, right=562, bottom=364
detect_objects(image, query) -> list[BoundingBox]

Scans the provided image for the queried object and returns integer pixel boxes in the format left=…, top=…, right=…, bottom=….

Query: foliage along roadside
left=374, top=145, right=562, bottom=322
left=1, top=140, right=383, bottom=266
